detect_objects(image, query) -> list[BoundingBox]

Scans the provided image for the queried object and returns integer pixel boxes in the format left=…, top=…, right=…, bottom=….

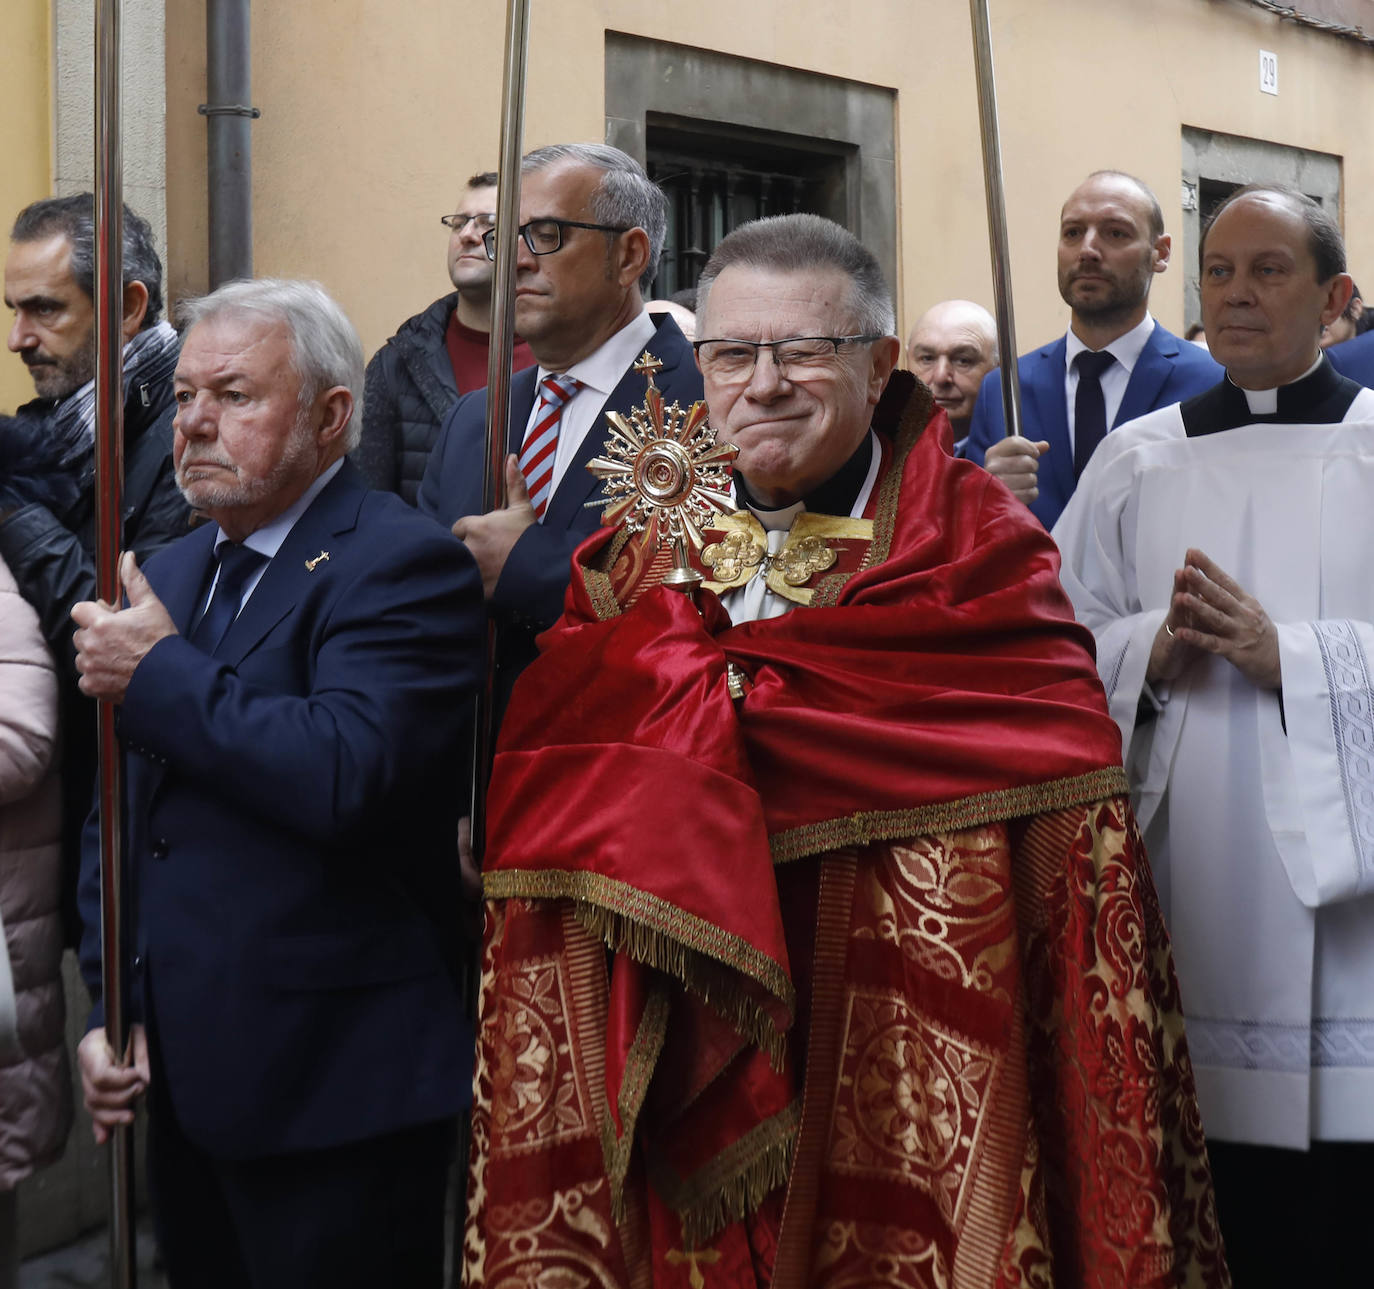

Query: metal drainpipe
left=200, top=0, right=258, bottom=286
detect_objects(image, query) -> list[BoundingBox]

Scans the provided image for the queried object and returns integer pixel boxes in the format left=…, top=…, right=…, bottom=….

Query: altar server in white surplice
left=1054, top=183, right=1374, bottom=1285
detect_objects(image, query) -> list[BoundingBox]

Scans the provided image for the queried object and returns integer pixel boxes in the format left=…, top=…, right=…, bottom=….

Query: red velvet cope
left=515, top=370, right=1123, bottom=853
left=476, top=374, right=1147, bottom=1279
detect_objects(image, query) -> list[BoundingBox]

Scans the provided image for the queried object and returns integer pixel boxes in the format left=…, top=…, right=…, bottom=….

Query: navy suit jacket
left=1327, top=330, right=1374, bottom=387
left=79, top=461, right=485, bottom=1158
left=963, top=323, right=1221, bottom=528
left=417, top=313, right=702, bottom=695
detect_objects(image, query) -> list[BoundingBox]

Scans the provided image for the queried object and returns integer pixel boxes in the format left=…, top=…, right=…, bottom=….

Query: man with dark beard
left=1, top=194, right=189, bottom=937
left=963, top=171, right=1219, bottom=527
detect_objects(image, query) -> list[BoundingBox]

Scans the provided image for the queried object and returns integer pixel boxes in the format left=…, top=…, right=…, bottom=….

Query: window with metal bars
left=646, top=120, right=850, bottom=297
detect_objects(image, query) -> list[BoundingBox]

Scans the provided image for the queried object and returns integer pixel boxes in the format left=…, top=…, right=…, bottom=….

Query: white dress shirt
left=523, top=311, right=658, bottom=501
left=1063, top=313, right=1156, bottom=451
left=204, top=458, right=345, bottom=612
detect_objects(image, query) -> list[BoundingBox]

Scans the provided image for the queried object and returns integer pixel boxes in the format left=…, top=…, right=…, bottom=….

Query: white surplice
left=1052, top=389, right=1374, bottom=1149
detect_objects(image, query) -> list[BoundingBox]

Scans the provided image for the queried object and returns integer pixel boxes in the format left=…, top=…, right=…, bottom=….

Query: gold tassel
left=572, top=903, right=788, bottom=1069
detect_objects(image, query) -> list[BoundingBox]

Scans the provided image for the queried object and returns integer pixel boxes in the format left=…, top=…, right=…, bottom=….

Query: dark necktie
left=188, top=543, right=267, bottom=654
left=1073, top=349, right=1117, bottom=478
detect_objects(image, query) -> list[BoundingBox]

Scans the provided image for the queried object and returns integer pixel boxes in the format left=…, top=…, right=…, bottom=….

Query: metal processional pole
left=451, top=8, right=530, bottom=1278
left=469, top=0, right=531, bottom=856
left=968, top=0, right=1025, bottom=439
left=94, top=0, right=137, bottom=1285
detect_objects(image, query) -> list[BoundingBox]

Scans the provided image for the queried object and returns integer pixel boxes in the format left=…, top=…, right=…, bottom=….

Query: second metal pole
left=969, top=0, right=1025, bottom=439
left=469, top=0, right=531, bottom=854
left=94, top=0, right=137, bottom=1284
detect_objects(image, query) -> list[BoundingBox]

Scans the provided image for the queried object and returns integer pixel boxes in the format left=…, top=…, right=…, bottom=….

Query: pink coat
left=0, top=550, right=70, bottom=1189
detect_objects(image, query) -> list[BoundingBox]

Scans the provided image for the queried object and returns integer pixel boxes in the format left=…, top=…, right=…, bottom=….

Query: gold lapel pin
left=305, top=550, right=330, bottom=571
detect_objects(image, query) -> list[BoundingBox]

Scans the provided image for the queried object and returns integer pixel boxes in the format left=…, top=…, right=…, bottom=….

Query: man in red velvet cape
left=464, top=215, right=1229, bottom=1288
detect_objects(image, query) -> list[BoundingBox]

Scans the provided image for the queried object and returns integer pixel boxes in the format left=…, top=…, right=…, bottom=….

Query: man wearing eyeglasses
left=467, top=214, right=1226, bottom=1286
left=353, top=171, right=536, bottom=505
left=417, top=142, right=700, bottom=701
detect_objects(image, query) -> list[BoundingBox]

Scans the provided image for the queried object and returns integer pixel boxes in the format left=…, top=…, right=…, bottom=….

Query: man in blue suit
left=71, top=280, right=484, bottom=1288
left=418, top=143, right=703, bottom=701
left=1328, top=328, right=1374, bottom=386
left=964, top=171, right=1220, bottom=528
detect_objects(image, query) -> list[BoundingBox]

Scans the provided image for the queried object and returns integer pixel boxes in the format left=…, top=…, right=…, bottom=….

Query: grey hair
left=177, top=279, right=366, bottom=450
left=696, top=214, right=896, bottom=336
left=522, top=143, right=667, bottom=294
left=12, top=193, right=165, bottom=328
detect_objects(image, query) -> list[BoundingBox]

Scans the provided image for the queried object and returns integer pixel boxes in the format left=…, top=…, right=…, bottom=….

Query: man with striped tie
left=417, top=142, right=702, bottom=705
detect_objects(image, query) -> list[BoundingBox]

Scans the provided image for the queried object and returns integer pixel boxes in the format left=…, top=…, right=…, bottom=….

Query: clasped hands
left=1147, top=548, right=1281, bottom=690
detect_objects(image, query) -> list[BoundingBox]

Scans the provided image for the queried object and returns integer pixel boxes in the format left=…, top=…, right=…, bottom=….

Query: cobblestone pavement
left=18, top=1217, right=168, bottom=1289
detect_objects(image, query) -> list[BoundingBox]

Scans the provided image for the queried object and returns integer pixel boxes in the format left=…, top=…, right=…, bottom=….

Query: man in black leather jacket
left=2, top=194, right=190, bottom=938
left=353, top=171, right=534, bottom=504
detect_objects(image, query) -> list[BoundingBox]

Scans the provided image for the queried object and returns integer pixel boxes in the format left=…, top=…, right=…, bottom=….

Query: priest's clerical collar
left=734, top=431, right=874, bottom=529
left=1235, top=351, right=1325, bottom=415
left=1181, top=352, right=1362, bottom=436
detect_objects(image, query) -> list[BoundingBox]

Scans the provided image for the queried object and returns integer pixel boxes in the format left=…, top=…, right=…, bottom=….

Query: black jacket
left=354, top=293, right=461, bottom=505
left=0, top=368, right=192, bottom=938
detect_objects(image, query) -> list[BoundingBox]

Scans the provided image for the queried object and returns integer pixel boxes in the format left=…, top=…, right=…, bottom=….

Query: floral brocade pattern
left=857, top=833, right=1018, bottom=1004
left=466, top=900, right=636, bottom=1289
left=997, top=798, right=1229, bottom=1289
left=803, top=806, right=1227, bottom=1288
left=486, top=959, right=593, bottom=1150
left=467, top=802, right=1228, bottom=1288
left=833, top=999, right=997, bottom=1215
left=829, top=832, right=1014, bottom=1230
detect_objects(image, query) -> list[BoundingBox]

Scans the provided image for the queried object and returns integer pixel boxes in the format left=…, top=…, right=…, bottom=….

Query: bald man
left=905, top=299, right=998, bottom=439
left=964, top=171, right=1220, bottom=527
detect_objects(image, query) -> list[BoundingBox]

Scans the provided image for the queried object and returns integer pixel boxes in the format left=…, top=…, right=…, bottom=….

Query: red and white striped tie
left=519, top=373, right=582, bottom=520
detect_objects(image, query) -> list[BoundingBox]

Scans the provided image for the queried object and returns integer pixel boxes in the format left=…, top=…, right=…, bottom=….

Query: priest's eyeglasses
left=440, top=212, right=496, bottom=234
left=481, top=218, right=633, bottom=260
left=694, top=335, right=884, bottom=382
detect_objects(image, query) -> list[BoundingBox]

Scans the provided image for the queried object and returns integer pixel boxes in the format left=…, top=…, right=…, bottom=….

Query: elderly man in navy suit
left=964, top=171, right=1220, bottom=527
left=71, top=279, right=483, bottom=1288
left=418, top=143, right=702, bottom=699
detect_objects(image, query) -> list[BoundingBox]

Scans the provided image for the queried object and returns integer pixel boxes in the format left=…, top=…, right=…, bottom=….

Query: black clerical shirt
left=734, top=431, right=874, bottom=519
left=1181, top=354, right=1363, bottom=435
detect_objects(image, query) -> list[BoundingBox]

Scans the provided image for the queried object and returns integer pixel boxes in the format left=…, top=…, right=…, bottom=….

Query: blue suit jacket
left=1327, top=331, right=1374, bottom=387
left=417, top=313, right=702, bottom=694
left=963, top=324, right=1221, bottom=528
left=79, top=462, right=485, bottom=1158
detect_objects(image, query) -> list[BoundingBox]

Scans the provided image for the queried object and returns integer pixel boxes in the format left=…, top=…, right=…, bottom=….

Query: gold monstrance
left=587, top=352, right=738, bottom=595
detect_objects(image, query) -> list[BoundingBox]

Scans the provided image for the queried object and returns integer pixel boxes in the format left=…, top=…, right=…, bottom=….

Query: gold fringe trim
left=573, top=902, right=789, bottom=1072
left=769, top=766, right=1130, bottom=865
left=485, top=869, right=794, bottom=1012
left=483, top=868, right=793, bottom=1068
left=604, top=984, right=671, bottom=1224
left=580, top=562, right=623, bottom=622
left=650, top=1100, right=801, bottom=1248
left=600, top=526, right=633, bottom=571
